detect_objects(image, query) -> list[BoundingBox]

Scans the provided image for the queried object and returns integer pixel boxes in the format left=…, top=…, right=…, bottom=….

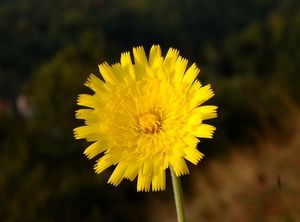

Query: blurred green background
left=1, top=0, right=300, bottom=221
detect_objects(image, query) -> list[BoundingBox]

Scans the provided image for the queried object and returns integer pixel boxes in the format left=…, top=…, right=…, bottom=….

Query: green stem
left=170, top=166, right=186, bottom=222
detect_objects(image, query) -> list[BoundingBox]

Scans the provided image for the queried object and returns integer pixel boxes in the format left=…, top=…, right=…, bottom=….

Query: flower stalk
left=170, top=166, right=186, bottom=222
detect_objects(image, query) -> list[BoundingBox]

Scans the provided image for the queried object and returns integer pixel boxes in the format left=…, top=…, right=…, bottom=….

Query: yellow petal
left=189, top=84, right=215, bottom=108
left=152, top=169, right=166, bottom=191
left=108, top=162, right=127, bottom=186
left=94, top=155, right=114, bottom=174
left=84, top=74, right=108, bottom=93
left=169, top=156, right=189, bottom=176
left=182, top=63, right=200, bottom=85
left=98, top=62, right=118, bottom=84
left=163, top=48, right=179, bottom=72
left=133, top=46, right=148, bottom=65
left=137, top=169, right=152, bottom=192
left=120, top=52, right=136, bottom=81
left=149, top=45, right=162, bottom=66
left=187, top=105, right=218, bottom=125
left=77, top=94, right=102, bottom=108
left=192, top=124, right=216, bottom=138
left=124, top=163, right=139, bottom=181
left=120, top=51, right=132, bottom=66
left=84, top=140, right=107, bottom=159
left=172, top=56, right=188, bottom=83
left=75, top=109, right=93, bottom=120
left=184, top=147, right=204, bottom=165
left=73, top=125, right=100, bottom=140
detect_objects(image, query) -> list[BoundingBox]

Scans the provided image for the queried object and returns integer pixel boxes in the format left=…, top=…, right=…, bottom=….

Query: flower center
left=138, top=113, right=161, bottom=134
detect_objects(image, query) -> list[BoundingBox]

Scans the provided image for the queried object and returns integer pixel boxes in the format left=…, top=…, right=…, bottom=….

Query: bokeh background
left=1, top=0, right=300, bottom=221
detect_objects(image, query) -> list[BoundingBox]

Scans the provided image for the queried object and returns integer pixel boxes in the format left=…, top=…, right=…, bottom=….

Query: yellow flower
left=74, top=45, right=217, bottom=191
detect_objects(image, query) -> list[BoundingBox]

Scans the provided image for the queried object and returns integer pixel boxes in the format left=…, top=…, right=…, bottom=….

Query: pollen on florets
left=138, top=113, right=161, bottom=134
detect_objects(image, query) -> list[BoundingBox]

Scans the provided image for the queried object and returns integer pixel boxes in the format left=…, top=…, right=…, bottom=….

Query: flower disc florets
left=74, top=45, right=217, bottom=191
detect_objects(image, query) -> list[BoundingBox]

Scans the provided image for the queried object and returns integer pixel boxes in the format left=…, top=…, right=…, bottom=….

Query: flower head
left=74, top=45, right=217, bottom=191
